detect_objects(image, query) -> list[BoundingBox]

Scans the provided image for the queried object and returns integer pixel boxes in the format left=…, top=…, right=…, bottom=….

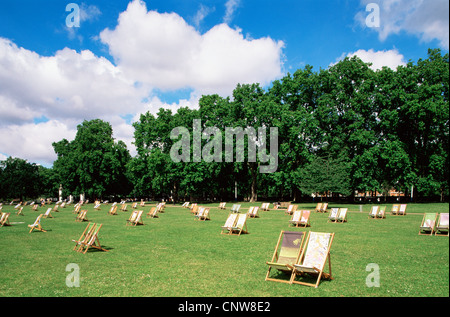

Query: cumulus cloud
left=356, top=0, right=449, bottom=49
left=334, top=48, right=407, bottom=70
left=0, top=0, right=285, bottom=166
left=99, top=0, right=284, bottom=96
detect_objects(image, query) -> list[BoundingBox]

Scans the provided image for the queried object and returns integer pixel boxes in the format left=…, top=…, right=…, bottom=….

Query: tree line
left=1, top=49, right=448, bottom=202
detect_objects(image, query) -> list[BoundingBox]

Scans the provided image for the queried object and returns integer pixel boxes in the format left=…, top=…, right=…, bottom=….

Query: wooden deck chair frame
left=221, top=213, right=238, bottom=235
left=368, top=206, right=379, bottom=219
left=181, top=202, right=189, bottom=208
left=336, top=208, right=348, bottom=223
left=78, top=223, right=108, bottom=254
left=109, top=205, right=118, bottom=215
left=43, top=207, right=53, bottom=218
left=76, top=210, right=88, bottom=222
left=397, top=204, right=407, bottom=216
left=218, top=202, right=226, bottom=210
left=290, top=232, right=335, bottom=288
left=377, top=206, right=386, bottom=219
left=320, top=203, right=328, bottom=213
left=261, top=203, right=270, bottom=211
left=285, top=204, right=297, bottom=215
left=1, top=212, right=11, bottom=227
left=288, top=210, right=302, bottom=227
left=419, top=213, right=438, bottom=236
left=390, top=204, right=400, bottom=215
left=126, top=210, right=144, bottom=226
left=299, top=210, right=311, bottom=227
left=230, top=204, right=241, bottom=213
left=147, top=207, right=159, bottom=218
left=16, top=206, right=24, bottom=216
left=196, top=207, right=210, bottom=221
left=230, top=213, right=248, bottom=236
left=435, top=213, right=449, bottom=237
left=327, top=208, right=339, bottom=223
left=248, top=206, right=260, bottom=218
left=265, top=231, right=306, bottom=284
left=190, top=203, right=198, bottom=214
left=28, top=214, right=46, bottom=233
left=314, top=203, right=322, bottom=212
left=72, top=222, right=96, bottom=251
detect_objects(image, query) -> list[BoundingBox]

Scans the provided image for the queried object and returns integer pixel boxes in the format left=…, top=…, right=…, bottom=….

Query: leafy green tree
left=53, top=119, right=131, bottom=200
left=0, top=157, right=41, bottom=200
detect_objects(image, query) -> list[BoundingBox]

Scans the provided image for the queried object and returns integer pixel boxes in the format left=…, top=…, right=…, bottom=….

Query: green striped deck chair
left=435, top=213, right=449, bottom=237
left=419, top=213, right=438, bottom=236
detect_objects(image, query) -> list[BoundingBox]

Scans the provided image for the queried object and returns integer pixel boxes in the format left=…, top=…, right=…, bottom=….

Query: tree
left=53, top=119, right=131, bottom=200
left=0, top=157, right=41, bottom=200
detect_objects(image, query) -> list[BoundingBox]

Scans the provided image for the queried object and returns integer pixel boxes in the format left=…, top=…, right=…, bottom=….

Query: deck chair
left=261, top=203, right=270, bottom=211
left=126, top=210, right=144, bottom=226
left=28, top=214, right=46, bottom=233
left=16, top=206, right=24, bottom=216
left=377, top=206, right=386, bottom=219
left=190, top=204, right=199, bottom=215
left=181, top=202, right=189, bottom=208
left=390, top=204, right=400, bottom=215
left=218, top=202, right=226, bottom=209
left=320, top=203, right=328, bottom=212
left=132, top=202, right=138, bottom=209
left=196, top=207, right=210, bottom=221
left=419, top=213, right=438, bottom=236
left=72, top=222, right=96, bottom=251
left=190, top=203, right=198, bottom=214
left=120, top=204, right=127, bottom=211
left=43, top=207, right=53, bottom=218
left=221, top=213, right=238, bottom=235
left=230, top=213, right=248, bottom=236
left=336, top=208, right=348, bottom=223
left=248, top=206, right=260, bottom=218
left=32, top=204, right=39, bottom=211
left=285, top=204, right=297, bottom=215
left=290, top=232, right=335, bottom=288
left=328, top=208, right=339, bottom=222
left=76, top=210, right=88, bottom=222
left=368, top=206, right=379, bottom=219
left=299, top=210, right=311, bottom=227
left=77, top=223, right=108, bottom=254
left=265, top=231, right=306, bottom=284
left=435, top=213, right=449, bottom=236
left=147, top=207, right=159, bottom=218
left=140, top=200, right=145, bottom=207
left=398, top=204, right=407, bottom=216
left=94, top=203, right=101, bottom=210
left=230, top=204, right=241, bottom=213
left=0, top=212, right=11, bottom=227
left=315, top=203, right=322, bottom=212
left=108, top=205, right=118, bottom=215
left=288, top=210, right=302, bottom=227
left=52, top=204, right=59, bottom=212
left=73, top=204, right=81, bottom=214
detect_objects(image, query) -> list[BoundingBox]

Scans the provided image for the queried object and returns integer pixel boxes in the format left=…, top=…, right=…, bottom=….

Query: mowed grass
left=0, top=202, right=448, bottom=297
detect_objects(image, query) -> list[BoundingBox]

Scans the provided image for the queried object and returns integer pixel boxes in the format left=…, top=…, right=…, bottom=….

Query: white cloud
left=335, top=48, right=407, bottom=70
left=99, top=0, right=284, bottom=96
left=224, top=0, right=240, bottom=24
left=0, top=120, right=76, bottom=166
left=357, top=0, right=449, bottom=49
left=0, top=0, right=285, bottom=167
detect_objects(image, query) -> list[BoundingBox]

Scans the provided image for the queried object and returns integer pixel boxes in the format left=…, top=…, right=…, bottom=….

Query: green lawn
left=1, top=201, right=448, bottom=297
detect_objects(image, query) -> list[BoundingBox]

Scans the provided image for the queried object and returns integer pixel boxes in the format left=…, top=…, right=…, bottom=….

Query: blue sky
left=0, top=0, right=448, bottom=167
